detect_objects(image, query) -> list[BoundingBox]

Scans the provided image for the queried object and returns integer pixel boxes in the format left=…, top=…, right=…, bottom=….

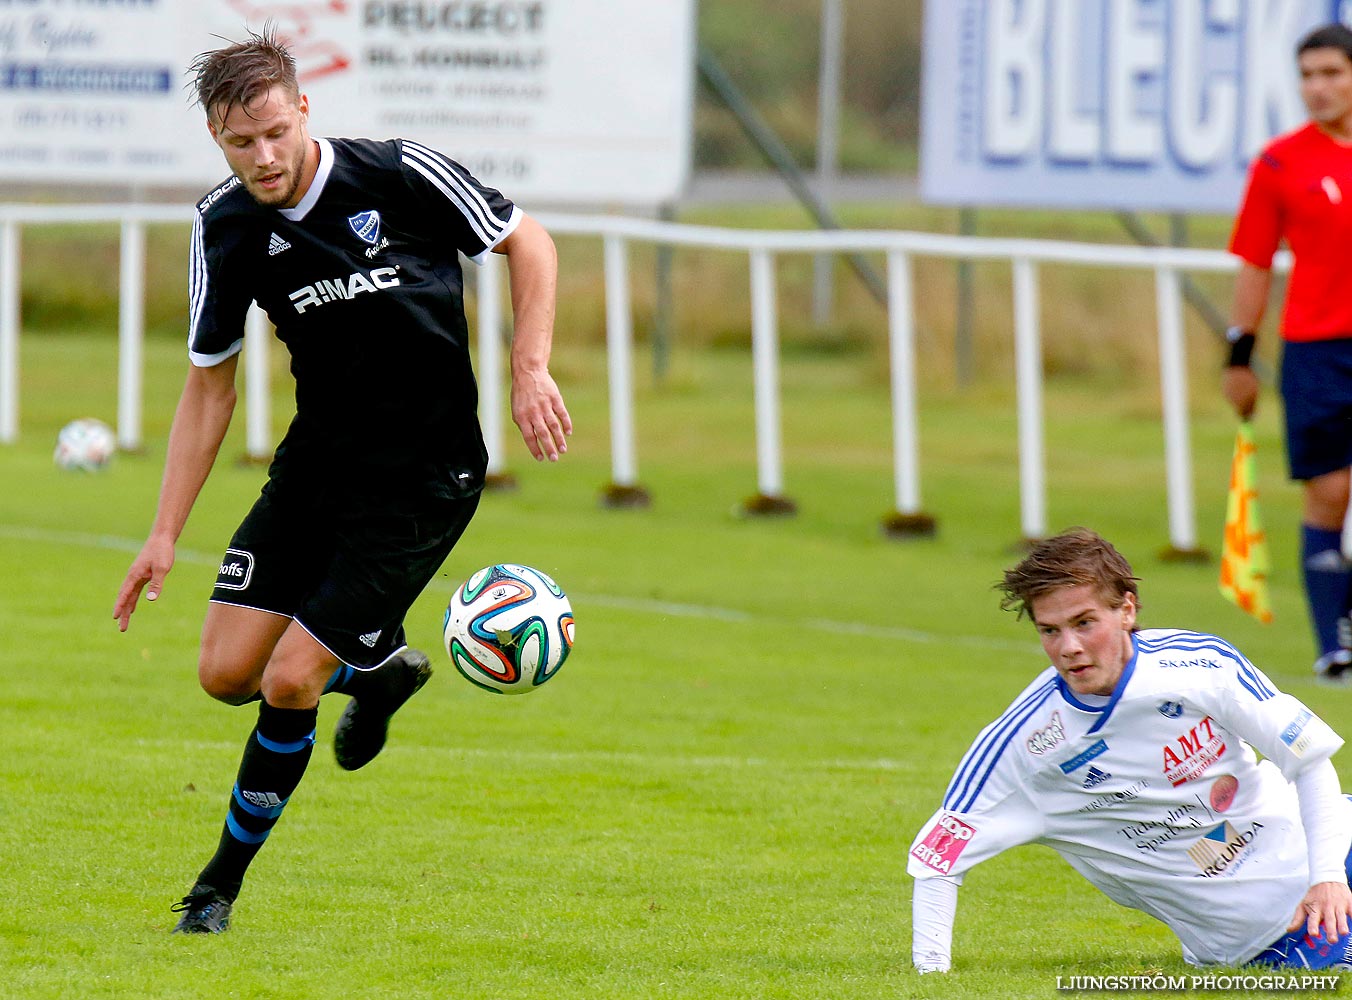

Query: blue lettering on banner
left=1059, top=739, right=1109, bottom=774
left=920, top=0, right=1349, bottom=212
left=0, top=62, right=171, bottom=95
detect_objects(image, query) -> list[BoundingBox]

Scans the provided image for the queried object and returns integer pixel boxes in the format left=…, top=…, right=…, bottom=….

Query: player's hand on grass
left=511, top=366, right=572, bottom=462
left=1222, top=365, right=1259, bottom=420
left=113, top=535, right=176, bottom=632
left=1287, top=880, right=1352, bottom=941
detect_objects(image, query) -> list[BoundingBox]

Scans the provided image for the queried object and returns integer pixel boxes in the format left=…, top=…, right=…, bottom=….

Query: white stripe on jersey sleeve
left=188, top=213, right=207, bottom=345
left=400, top=140, right=509, bottom=248
left=185, top=211, right=243, bottom=367
left=189, top=339, right=244, bottom=368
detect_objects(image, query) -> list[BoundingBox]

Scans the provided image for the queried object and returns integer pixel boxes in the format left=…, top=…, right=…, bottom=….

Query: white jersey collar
left=279, top=137, right=333, bottom=222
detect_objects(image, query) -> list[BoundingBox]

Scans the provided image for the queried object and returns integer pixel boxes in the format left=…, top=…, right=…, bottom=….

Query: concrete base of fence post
left=741, top=493, right=797, bottom=517
left=484, top=472, right=518, bottom=492
left=881, top=511, right=938, bottom=539
left=600, top=482, right=652, bottom=509
left=1158, top=545, right=1210, bottom=564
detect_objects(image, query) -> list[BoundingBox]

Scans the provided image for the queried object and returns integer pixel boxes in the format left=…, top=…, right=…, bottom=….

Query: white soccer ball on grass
left=443, top=564, right=575, bottom=694
left=53, top=417, right=116, bottom=472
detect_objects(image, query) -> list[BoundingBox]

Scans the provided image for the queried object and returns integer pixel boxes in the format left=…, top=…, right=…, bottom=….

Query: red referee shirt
left=1229, top=121, right=1352, bottom=341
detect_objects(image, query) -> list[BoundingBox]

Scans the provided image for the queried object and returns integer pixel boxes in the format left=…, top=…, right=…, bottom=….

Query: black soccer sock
left=194, top=701, right=317, bottom=901
left=1302, top=525, right=1350, bottom=657
left=323, top=658, right=402, bottom=706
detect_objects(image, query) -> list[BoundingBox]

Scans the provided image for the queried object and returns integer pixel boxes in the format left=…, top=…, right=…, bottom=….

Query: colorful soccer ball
left=53, top=418, right=115, bottom=471
left=443, top=564, right=575, bottom=695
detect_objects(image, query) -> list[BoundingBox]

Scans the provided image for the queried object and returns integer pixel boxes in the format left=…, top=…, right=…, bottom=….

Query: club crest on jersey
left=348, top=210, right=382, bottom=245
left=1157, top=700, right=1184, bottom=718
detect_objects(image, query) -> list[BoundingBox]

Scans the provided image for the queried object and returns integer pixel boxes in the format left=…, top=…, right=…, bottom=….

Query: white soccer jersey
left=908, top=628, right=1346, bottom=966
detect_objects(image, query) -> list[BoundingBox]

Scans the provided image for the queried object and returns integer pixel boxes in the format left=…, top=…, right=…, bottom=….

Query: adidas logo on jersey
left=268, top=232, right=292, bottom=256
left=1082, top=766, right=1112, bottom=788
left=358, top=630, right=382, bottom=648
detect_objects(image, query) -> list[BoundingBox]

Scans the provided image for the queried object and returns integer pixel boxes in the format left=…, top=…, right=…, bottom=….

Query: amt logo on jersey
left=289, top=267, right=401, bottom=314
left=1162, top=715, right=1226, bottom=787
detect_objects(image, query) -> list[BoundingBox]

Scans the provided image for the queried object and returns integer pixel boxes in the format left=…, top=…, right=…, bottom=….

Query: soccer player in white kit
left=909, top=529, right=1352, bottom=972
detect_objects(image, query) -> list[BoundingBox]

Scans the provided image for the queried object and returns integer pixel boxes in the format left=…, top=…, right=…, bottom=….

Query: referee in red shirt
left=1226, top=23, right=1352, bottom=680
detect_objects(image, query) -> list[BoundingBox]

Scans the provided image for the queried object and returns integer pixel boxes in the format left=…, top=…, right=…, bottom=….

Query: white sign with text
left=921, top=0, right=1349, bottom=212
left=0, top=0, right=695, bottom=205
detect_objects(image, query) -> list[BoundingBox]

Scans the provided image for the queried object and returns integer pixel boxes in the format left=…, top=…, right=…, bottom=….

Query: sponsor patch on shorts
left=911, top=814, right=976, bottom=875
left=216, top=548, right=254, bottom=591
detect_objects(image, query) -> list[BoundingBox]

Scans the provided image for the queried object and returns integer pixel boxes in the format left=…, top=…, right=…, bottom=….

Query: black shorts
left=1280, top=337, right=1352, bottom=481
left=210, top=479, right=480, bottom=668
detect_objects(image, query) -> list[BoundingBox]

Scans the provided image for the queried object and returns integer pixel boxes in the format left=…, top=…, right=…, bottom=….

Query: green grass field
left=1, top=330, right=1346, bottom=999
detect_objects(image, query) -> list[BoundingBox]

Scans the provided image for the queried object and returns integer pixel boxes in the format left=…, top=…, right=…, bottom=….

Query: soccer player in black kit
left=112, top=27, right=571, bottom=934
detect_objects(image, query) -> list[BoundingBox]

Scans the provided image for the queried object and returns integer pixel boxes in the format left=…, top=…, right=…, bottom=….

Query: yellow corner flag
left=1219, top=422, right=1273, bottom=624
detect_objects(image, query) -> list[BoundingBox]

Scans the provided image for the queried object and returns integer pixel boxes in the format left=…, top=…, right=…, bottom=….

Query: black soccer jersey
left=188, top=136, right=519, bottom=498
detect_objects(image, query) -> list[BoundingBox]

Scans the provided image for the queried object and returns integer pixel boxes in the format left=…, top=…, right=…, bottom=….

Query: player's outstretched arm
left=1288, top=758, right=1352, bottom=940
left=113, top=357, right=239, bottom=631
left=498, top=213, right=572, bottom=462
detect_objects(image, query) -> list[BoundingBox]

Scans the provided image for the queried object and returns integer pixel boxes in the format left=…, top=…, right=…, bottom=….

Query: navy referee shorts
left=1280, top=337, right=1352, bottom=481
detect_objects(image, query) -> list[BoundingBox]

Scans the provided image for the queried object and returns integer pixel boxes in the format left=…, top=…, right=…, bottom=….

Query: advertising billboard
left=0, top=0, right=695, bottom=205
left=921, top=0, right=1348, bottom=212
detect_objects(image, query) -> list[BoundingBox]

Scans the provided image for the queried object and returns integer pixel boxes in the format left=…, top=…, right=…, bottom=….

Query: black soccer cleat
left=171, top=884, right=233, bottom=934
left=333, top=648, right=432, bottom=771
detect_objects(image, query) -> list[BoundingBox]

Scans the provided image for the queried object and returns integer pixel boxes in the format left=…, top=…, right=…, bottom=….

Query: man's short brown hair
left=998, top=528, right=1141, bottom=621
left=188, top=24, right=298, bottom=125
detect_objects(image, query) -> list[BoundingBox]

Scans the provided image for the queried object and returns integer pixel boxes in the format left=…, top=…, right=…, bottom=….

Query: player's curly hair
left=188, top=23, right=298, bottom=125
left=997, top=527, right=1141, bottom=622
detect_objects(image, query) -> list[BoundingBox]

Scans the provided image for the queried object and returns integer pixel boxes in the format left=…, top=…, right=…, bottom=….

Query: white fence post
left=0, top=220, right=17, bottom=445
left=2, top=204, right=1268, bottom=554
left=747, top=248, right=794, bottom=514
left=476, top=251, right=511, bottom=485
left=244, top=303, right=271, bottom=462
left=116, top=218, right=145, bottom=452
left=600, top=233, right=649, bottom=507
left=882, top=250, right=935, bottom=537
left=1154, top=264, right=1202, bottom=558
left=1013, top=257, right=1047, bottom=544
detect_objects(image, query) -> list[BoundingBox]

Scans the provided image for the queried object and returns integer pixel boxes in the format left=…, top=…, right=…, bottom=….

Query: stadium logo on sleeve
left=348, top=210, right=382, bottom=245
left=216, top=548, right=254, bottom=591
left=1280, top=710, right=1315, bottom=757
left=911, top=814, right=976, bottom=874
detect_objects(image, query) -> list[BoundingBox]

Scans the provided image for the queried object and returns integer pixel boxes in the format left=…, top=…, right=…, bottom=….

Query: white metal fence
left=0, top=204, right=1284, bottom=552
